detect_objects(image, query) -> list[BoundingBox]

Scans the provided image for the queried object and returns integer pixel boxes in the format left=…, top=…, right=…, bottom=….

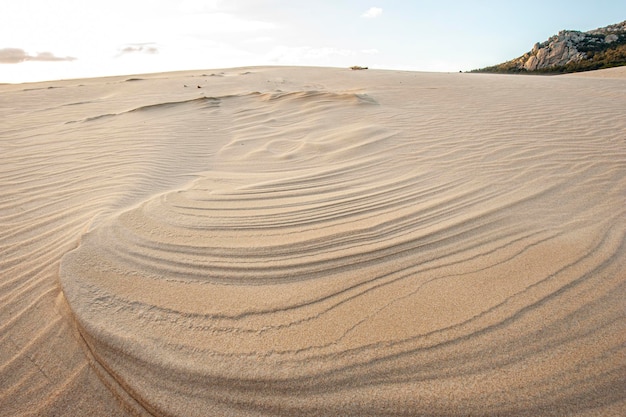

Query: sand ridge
left=2, top=67, right=626, bottom=416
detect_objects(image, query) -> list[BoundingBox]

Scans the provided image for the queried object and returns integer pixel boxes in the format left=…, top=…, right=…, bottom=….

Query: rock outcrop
left=474, top=21, right=626, bottom=74
left=522, top=31, right=586, bottom=71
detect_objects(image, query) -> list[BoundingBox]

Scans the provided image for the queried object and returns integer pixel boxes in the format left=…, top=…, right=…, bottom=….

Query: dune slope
left=1, top=67, right=625, bottom=416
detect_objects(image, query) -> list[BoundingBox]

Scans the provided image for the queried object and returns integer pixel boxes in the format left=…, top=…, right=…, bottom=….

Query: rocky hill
left=473, top=20, right=626, bottom=74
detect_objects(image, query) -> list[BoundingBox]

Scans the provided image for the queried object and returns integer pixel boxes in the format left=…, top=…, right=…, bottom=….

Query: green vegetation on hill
left=558, top=42, right=626, bottom=73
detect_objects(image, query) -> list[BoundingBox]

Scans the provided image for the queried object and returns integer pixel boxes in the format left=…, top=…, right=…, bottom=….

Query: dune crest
left=2, top=67, right=626, bottom=416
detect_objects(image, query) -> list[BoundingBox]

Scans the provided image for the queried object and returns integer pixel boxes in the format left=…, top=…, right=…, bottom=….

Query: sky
left=1, top=0, right=624, bottom=83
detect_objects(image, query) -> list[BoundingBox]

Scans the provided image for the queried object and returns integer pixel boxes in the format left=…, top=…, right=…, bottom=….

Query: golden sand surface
left=1, top=67, right=625, bottom=416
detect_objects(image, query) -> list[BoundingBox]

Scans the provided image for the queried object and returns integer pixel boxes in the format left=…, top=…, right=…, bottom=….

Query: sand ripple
left=4, top=68, right=626, bottom=416
left=59, top=71, right=626, bottom=416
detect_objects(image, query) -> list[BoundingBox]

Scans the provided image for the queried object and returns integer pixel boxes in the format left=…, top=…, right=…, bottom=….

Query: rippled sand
left=1, top=67, right=625, bottom=416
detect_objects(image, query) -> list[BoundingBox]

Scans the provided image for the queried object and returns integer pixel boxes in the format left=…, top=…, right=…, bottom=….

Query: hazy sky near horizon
left=1, top=0, right=624, bottom=83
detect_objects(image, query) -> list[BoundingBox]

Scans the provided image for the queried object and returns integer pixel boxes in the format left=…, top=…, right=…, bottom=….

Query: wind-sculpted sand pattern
left=2, top=68, right=626, bottom=416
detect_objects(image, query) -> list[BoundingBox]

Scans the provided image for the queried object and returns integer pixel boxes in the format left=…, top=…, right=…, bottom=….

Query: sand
left=1, top=66, right=625, bottom=416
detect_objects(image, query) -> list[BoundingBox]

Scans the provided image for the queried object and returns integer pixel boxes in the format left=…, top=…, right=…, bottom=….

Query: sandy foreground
left=1, top=66, right=625, bottom=416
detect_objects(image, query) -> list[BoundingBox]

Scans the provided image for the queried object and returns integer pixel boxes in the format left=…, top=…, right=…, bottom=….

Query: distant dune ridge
left=1, top=67, right=625, bottom=416
left=473, top=20, right=626, bottom=74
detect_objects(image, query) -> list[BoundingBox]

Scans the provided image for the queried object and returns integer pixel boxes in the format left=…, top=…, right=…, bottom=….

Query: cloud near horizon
left=0, top=48, right=76, bottom=64
left=117, top=43, right=159, bottom=57
left=361, top=7, right=382, bottom=19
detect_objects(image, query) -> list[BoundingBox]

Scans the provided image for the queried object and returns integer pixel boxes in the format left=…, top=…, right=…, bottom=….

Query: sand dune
left=1, top=67, right=625, bottom=416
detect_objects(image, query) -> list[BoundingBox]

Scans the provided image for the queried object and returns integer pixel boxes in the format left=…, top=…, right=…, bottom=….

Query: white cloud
left=117, top=43, right=159, bottom=57
left=361, top=48, right=380, bottom=54
left=361, top=7, right=382, bottom=19
left=0, top=48, right=76, bottom=64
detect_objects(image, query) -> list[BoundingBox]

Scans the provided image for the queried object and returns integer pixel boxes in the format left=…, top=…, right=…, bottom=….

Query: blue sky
left=1, top=0, right=624, bottom=83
